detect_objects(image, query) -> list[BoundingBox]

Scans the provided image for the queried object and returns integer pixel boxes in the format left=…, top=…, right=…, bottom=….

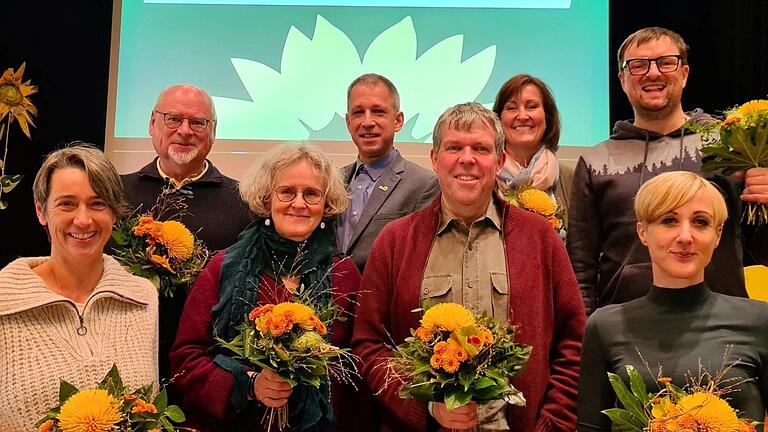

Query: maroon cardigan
left=170, top=252, right=361, bottom=431
left=350, top=195, right=586, bottom=432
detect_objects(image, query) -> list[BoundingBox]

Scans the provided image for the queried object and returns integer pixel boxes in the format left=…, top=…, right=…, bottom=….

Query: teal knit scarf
left=211, top=218, right=334, bottom=431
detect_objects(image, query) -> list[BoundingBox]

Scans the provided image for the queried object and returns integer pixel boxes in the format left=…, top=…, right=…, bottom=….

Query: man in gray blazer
left=336, top=73, right=439, bottom=272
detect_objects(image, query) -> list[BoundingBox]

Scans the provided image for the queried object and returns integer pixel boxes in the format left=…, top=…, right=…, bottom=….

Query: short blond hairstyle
left=33, top=143, right=127, bottom=217
left=432, top=102, right=505, bottom=157
left=239, top=144, right=349, bottom=218
left=635, top=171, right=727, bottom=226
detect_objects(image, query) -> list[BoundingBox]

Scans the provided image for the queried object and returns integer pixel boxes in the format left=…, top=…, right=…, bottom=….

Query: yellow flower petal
left=420, top=303, right=475, bottom=333
left=58, top=389, right=122, bottom=432
left=159, top=220, right=194, bottom=260
left=519, top=188, right=557, bottom=216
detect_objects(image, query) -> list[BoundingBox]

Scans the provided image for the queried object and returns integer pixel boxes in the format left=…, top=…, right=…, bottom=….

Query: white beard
left=169, top=146, right=199, bottom=165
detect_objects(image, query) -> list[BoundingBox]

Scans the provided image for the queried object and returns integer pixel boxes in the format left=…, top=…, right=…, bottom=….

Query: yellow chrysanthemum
left=676, top=392, right=741, bottom=430
left=519, top=188, right=557, bottom=216
left=735, top=99, right=768, bottom=116
left=58, top=389, right=122, bottom=432
left=420, top=303, right=475, bottom=333
left=0, top=63, right=37, bottom=139
left=159, top=220, right=194, bottom=260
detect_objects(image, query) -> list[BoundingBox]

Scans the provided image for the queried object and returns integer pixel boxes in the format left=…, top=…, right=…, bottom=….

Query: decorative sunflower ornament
left=0, top=62, right=37, bottom=210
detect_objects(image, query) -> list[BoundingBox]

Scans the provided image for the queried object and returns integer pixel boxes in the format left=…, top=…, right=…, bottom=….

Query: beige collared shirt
left=156, top=159, right=209, bottom=189
left=422, top=199, right=508, bottom=320
left=422, top=199, right=510, bottom=430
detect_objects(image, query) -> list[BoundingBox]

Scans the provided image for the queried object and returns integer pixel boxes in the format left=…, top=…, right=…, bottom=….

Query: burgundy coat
left=351, top=195, right=586, bottom=432
left=170, top=252, right=361, bottom=431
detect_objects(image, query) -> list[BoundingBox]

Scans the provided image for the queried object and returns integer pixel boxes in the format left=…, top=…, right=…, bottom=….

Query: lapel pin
left=378, top=185, right=389, bottom=192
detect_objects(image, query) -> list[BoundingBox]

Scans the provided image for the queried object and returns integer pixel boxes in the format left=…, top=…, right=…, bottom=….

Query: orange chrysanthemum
left=130, top=398, right=158, bottom=414
left=481, top=327, right=494, bottom=344
left=158, top=220, right=194, bottom=260
left=249, top=304, right=274, bottom=321
left=133, top=216, right=163, bottom=240
left=414, top=326, right=433, bottom=342
left=37, top=420, right=54, bottom=432
left=441, top=357, right=460, bottom=373
left=255, top=302, right=325, bottom=336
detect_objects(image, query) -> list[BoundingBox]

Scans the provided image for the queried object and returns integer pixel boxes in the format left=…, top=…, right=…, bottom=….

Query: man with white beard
left=121, top=84, right=253, bottom=389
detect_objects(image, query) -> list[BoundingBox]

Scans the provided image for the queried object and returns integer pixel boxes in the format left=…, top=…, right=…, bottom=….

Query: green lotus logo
left=213, top=15, right=496, bottom=142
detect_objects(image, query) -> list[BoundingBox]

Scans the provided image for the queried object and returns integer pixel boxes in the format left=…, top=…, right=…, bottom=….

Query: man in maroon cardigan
left=351, top=102, right=585, bottom=432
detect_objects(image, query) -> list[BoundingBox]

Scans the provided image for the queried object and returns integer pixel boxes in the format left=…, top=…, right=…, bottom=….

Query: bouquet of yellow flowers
left=501, top=185, right=565, bottom=235
left=36, top=365, right=185, bottom=432
left=218, top=292, right=356, bottom=431
left=690, top=99, right=768, bottom=225
left=604, top=364, right=758, bottom=432
left=112, top=190, right=209, bottom=297
left=386, top=303, right=531, bottom=410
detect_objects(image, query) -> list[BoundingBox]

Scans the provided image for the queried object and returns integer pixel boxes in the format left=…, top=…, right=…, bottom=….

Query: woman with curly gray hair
left=170, top=143, right=360, bottom=431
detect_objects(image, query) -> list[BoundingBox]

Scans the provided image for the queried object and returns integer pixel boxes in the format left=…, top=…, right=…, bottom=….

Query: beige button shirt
left=421, top=199, right=510, bottom=431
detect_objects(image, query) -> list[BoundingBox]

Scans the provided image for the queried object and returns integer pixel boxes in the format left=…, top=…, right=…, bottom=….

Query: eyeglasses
left=621, top=55, right=682, bottom=76
left=154, top=111, right=213, bottom=133
left=274, top=186, right=324, bottom=205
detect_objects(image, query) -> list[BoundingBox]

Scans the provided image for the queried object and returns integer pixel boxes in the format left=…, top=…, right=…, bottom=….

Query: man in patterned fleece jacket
left=568, top=27, right=768, bottom=315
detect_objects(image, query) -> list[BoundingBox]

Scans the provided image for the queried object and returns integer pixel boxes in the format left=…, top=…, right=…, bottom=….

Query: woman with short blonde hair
left=577, top=171, right=768, bottom=431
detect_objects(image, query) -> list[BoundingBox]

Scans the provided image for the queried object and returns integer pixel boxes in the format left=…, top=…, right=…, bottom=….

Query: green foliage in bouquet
left=387, top=303, right=531, bottom=411
left=688, top=99, right=768, bottom=225
left=217, top=286, right=355, bottom=390
left=36, top=364, right=185, bottom=432
left=112, top=190, right=209, bottom=297
left=604, top=361, right=759, bottom=432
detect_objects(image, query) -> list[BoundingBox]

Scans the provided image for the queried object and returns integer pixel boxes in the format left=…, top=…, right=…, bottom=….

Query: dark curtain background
left=1, top=1, right=766, bottom=266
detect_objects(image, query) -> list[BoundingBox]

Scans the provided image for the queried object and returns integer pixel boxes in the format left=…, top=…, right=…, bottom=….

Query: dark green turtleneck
left=577, top=282, right=768, bottom=431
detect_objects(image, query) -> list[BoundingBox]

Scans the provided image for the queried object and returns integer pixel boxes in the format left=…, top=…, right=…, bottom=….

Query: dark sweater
left=567, top=110, right=768, bottom=315
left=120, top=158, right=254, bottom=385
left=577, top=283, right=768, bottom=431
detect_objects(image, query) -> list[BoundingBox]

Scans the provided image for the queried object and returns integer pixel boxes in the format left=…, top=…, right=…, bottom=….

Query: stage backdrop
left=106, top=0, right=609, bottom=178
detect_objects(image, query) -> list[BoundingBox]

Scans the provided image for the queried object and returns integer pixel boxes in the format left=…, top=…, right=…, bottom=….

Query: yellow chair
left=745, top=265, right=768, bottom=302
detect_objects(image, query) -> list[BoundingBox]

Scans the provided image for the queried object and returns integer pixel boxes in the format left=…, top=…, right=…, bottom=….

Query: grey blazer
left=339, top=152, right=440, bottom=272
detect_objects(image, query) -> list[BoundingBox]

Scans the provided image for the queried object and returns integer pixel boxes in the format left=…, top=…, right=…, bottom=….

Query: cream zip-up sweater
left=0, top=255, right=159, bottom=431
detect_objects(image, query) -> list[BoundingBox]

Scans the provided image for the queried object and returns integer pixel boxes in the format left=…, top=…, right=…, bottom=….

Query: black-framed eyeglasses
left=154, top=110, right=213, bottom=133
left=274, top=186, right=324, bottom=205
left=621, top=55, right=682, bottom=76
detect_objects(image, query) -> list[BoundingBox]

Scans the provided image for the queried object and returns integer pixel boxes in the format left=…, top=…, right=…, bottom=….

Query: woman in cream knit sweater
left=0, top=144, right=158, bottom=431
